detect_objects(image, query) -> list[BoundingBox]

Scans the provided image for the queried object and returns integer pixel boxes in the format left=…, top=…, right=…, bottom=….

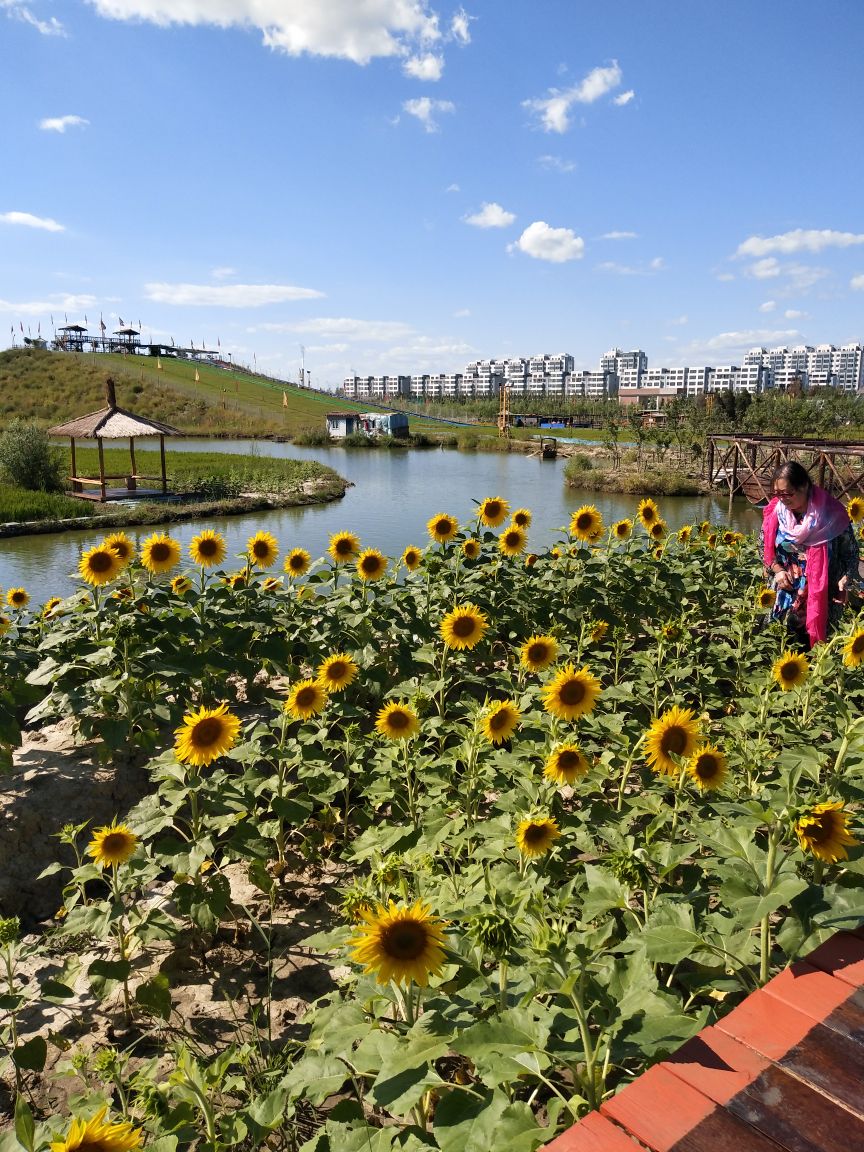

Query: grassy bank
left=0, top=450, right=347, bottom=532
left=564, top=457, right=706, bottom=495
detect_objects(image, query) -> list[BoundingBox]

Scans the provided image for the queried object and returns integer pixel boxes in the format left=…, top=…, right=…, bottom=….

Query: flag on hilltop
left=194, top=367, right=200, bottom=382
left=283, top=391, right=288, bottom=408
left=100, top=315, right=106, bottom=333
left=157, top=357, right=162, bottom=371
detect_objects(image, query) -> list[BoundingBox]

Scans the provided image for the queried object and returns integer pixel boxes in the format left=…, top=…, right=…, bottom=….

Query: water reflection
left=1, top=440, right=760, bottom=603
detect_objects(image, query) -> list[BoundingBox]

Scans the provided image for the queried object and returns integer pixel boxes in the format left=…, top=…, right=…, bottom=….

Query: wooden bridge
left=706, top=434, right=864, bottom=505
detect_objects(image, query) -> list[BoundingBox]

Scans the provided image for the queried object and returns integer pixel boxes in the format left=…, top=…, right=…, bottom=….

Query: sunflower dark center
left=559, top=679, right=586, bottom=706
left=515, top=514, right=528, bottom=526
left=381, top=921, right=428, bottom=959
left=505, top=531, right=520, bottom=546
left=111, top=542, right=131, bottom=558
left=642, top=508, right=656, bottom=523
left=528, top=643, right=549, bottom=663
left=435, top=519, right=451, bottom=534
left=387, top=710, right=410, bottom=730
left=289, top=555, right=305, bottom=569
left=335, top=538, right=353, bottom=555
left=296, top=686, right=318, bottom=708
left=852, top=635, right=864, bottom=656
left=253, top=541, right=270, bottom=558
left=198, top=539, right=219, bottom=557
left=11, top=592, right=26, bottom=604
left=780, top=661, right=799, bottom=682
left=489, top=709, right=510, bottom=731
left=805, top=813, right=833, bottom=844
left=90, top=551, right=114, bottom=573
left=695, top=754, right=719, bottom=779
left=523, top=824, right=548, bottom=845
left=101, top=832, right=129, bottom=856
left=361, top=556, right=380, bottom=573
left=660, top=725, right=688, bottom=756
left=328, top=661, right=348, bottom=680
left=616, top=525, right=628, bottom=536
left=576, top=513, right=593, bottom=531
left=557, top=750, right=582, bottom=771
left=193, top=718, right=224, bottom=746
left=452, top=615, right=477, bottom=638
left=485, top=502, right=502, bottom=518
left=151, top=543, right=171, bottom=562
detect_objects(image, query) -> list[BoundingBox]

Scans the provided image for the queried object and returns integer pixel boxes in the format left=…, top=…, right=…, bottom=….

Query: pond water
left=0, top=440, right=760, bottom=604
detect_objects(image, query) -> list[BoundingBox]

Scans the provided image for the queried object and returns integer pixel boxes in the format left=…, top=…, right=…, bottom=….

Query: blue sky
left=2, top=0, right=864, bottom=389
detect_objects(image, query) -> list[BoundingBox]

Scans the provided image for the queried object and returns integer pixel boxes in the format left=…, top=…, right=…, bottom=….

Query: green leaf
left=280, top=1052, right=351, bottom=1105
left=247, top=1086, right=288, bottom=1129
left=434, top=1088, right=547, bottom=1152
left=135, top=974, right=172, bottom=1020
left=581, top=864, right=631, bottom=920
left=453, top=1007, right=551, bottom=1087
left=14, top=1095, right=36, bottom=1152
left=88, top=958, right=131, bottom=999
left=13, top=1036, right=47, bottom=1072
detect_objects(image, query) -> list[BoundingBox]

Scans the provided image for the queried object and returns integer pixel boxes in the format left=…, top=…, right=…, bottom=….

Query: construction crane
left=497, top=384, right=511, bottom=437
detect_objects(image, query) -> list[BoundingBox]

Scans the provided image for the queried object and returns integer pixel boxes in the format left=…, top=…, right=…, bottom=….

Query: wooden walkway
left=706, top=435, right=864, bottom=504
left=547, top=928, right=864, bottom=1152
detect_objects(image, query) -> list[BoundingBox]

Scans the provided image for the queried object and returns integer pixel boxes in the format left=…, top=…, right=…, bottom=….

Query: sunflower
left=6, top=588, right=29, bottom=610
left=248, top=530, right=279, bottom=569
left=649, top=520, right=667, bottom=542
left=544, top=744, right=589, bottom=786
left=174, top=703, right=241, bottom=767
left=525, top=553, right=538, bottom=567
left=462, top=538, right=480, bottom=560
left=356, top=548, right=388, bottom=581
left=542, top=664, right=601, bottom=721
left=481, top=700, right=521, bottom=745
left=50, top=1106, right=142, bottom=1152
left=171, top=575, right=192, bottom=596
left=512, top=507, right=532, bottom=529
left=612, top=518, right=633, bottom=541
left=698, top=520, right=711, bottom=536
left=261, top=576, right=282, bottom=591
left=349, top=901, right=447, bottom=986
left=0, top=615, right=10, bottom=637
left=722, top=529, right=737, bottom=546
left=677, top=524, right=693, bottom=544
left=427, top=513, right=458, bottom=544
left=706, top=533, right=718, bottom=549
left=284, top=547, right=311, bottom=577
left=42, top=597, right=63, bottom=616
left=772, top=650, right=809, bottom=691
left=570, top=505, right=603, bottom=542
left=328, top=531, right=361, bottom=563
left=189, top=529, right=226, bottom=568
left=140, top=533, right=181, bottom=575
left=224, top=571, right=247, bottom=589
left=637, top=498, right=660, bottom=528
left=317, top=653, right=358, bottom=692
left=284, top=679, right=328, bottom=720
left=478, top=496, right=510, bottom=527
left=104, top=532, right=135, bottom=566
left=78, top=545, right=122, bottom=587
left=588, top=620, right=609, bottom=644
left=644, top=706, right=701, bottom=774
left=402, top=545, right=422, bottom=571
left=686, top=745, right=728, bottom=791
left=440, top=602, right=488, bottom=650
left=796, top=801, right=859, bottom=863
left=515, top=816, right=561, bottom=859
left=847, top=496, right=864, bottom=524
left=842, top=628, right=864, bottom=669
left=755, top=587, right=777, bottom=610
left=520, top=634, right=558, bottom=673
left=87, top=823, right=138, bottom=869
left=375, top=701, right=420, bottom=740
left=499, top=525, right=527, bottom=557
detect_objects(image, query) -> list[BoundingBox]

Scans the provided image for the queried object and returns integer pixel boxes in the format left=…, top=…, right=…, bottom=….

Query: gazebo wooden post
left=70, top=438, right=77, bottom=493
left=159, top=435, right=167, bottom=494
left=97, top=437, right=107, bottom=502
left=128, top=436, right=137, bottom=491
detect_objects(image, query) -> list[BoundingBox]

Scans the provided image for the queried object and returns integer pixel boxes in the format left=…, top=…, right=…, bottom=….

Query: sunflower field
left=1, top=497, right=864, bottom=1152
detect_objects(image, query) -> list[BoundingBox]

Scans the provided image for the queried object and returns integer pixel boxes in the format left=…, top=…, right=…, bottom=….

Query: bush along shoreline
left=1, top=496, right=863, bottom=1148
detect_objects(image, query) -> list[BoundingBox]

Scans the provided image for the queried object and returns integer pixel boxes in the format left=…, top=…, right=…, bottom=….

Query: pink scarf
left=762, top=486, right=850, bottom=645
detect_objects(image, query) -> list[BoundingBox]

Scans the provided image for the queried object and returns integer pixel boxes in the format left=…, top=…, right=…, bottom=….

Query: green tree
left=0, top=419, right=64, bottom=491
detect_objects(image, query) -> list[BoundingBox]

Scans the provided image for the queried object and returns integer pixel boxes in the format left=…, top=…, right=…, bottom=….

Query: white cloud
left=688, top=328, right=801, bottom=357
left=0, top=292, right=98, bottom=315
left=851, top=274, right=864, bottom=291
left=784, top=309, right=806, bottom=319
left=403, top=52, right=444, bottom=80
left=596, top=256, right=663, bottom=276
left=144, top=282, right=324, bottom=306
left=463, top=202, right=515, bottom=229
left=403, top=96, right=454, bottom=132
left=523, top=61, right=622, bottom=133
left=254, top=317, right=414, bottom=342
left=715, top=272, right=735, bottom=282
left=39, top=115, right=89, bottom=133
left=445, top=182, right=460, bottom=192
left=86, top=0, right=440, bottom=65
left=669, top=315, right=688, bottom=326
left=736, top=228, right=864, bottom=258
left=2, top=1, right=65, bottom=35
left=747, top=258, right=780, bottom=279
left=510, top=220, right=584, bottom=263
left=0, top=210, right=64, bottom=231
left=649, top=256, right=664, bottom=270
left=210, top=266, right=237, bottom=280
left=602, top=230, right=637, bottom=240
left=759, top=300, right=776, bottom=313
left=450, top=8, right=471, bottom=43
left=746, top=261, right=829, bottom=293
left=538, top=154, right=576, bottom=173
left=613, top=90, right=635, bottom=106
left=453, top=308, right=470, bottom=317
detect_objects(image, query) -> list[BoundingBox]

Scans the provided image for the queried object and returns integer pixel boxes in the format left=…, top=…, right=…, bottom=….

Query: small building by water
left=326, top=411, right=409, bottom=439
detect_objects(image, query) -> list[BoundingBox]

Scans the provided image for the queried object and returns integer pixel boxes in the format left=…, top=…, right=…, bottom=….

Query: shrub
left=0, top=419, right=64, bottom=491
left=563, top=453, right=594, bottom=484
left=292, top=427, right=332, bottom=447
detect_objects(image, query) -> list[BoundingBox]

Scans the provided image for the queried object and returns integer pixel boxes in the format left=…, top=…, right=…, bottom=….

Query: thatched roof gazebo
left=48, top=379, right=182, bottom=502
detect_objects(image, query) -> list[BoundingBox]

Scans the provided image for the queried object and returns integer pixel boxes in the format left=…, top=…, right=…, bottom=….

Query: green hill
left=0, top=347, right=407, bottom=437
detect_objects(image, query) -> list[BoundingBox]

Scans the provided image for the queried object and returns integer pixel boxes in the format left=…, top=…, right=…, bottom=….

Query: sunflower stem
left=759, top=825, right=779, bottom=986
left=403, top=740, right=417, bottom=830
